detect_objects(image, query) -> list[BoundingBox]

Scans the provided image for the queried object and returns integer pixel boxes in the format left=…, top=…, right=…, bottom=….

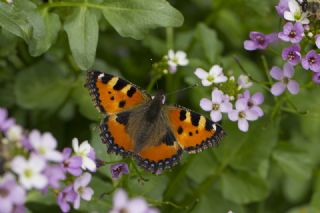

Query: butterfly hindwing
left=100, top=113, right=134, bottom=157
left=86, top=71, right=150, bottom=114
left=136, top=142, right=182, bottom=173
left=166, top=106, right=225, bottom=153
left=100, top=111, right=182, bottom=173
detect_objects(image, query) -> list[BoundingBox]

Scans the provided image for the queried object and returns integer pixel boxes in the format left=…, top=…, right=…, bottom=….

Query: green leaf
left=196, top=23, right=223, bottom=64
left=14, top=61, right=72, bottom=110
left=27, top=10, right=61, bottom=56
left=101, top=0, right=184, bottom=39
left=0, top=2, right=30, bottom=40
left=64, top=8, right=99, bottom=70
left=221, top=170, right=269, bottom=204
left=194, top=188, right=245, bottom=213
left=229, top=118, right=279, bottom=171
left=272, top=142, right=313, bottom=181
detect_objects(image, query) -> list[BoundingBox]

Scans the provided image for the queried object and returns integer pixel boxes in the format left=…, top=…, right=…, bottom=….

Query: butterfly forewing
left=86, top=71, right=150, bottom=114
left=166, top=106, right=225, bottom=153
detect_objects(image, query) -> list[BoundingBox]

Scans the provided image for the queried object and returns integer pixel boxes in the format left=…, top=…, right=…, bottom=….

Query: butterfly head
left=151, top=92, right=166, bottom=105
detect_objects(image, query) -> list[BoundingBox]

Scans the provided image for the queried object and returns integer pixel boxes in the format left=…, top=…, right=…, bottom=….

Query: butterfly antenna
left=165, top=84, right=199, bottom=97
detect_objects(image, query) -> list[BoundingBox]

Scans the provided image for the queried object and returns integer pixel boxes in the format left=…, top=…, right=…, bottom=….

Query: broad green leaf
left=64, top=8, right=99, bottom=70
left=196, top=23, right=223, bottom=64
left=186, top=151, right=219, bottom=184
left=272, top=142, right=313, bottom=181
left=0, top=2, right=30, bottom=40
left=14, top=61, right=72, bottom=110
left=194, top=188, right=245, bottom=213
left=229, top=117, right=279, bottom=171
left=27, top=10, right=61, bottom=56
left=214, top=117, right=278, bottom=172
left=221, top=170, right=269, bottom=204
left=71, top=76, right=100, bottom=121
left=101, top=0, right=183, bottom=39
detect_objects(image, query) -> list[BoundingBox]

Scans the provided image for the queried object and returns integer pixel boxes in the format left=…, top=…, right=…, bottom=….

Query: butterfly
left=85, top=71, right=225, bottom=173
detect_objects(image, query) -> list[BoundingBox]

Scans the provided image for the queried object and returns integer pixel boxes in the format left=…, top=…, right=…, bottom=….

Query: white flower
left=11, top=155, right=48, bottom=190
left=284, top=0, right=309, bottom=24
left=5, top=125, right=23, bottom=142
left=73, top=173, right=94, bottom=209
left=72, top=138, right=96, bottom=172
left=237, top=74, right=253, bottom=89
left=194, top=65, right=228, bottom=86
left=29, top=130, right=63, bottom=162
left=167, top=50, right=189, bottom=73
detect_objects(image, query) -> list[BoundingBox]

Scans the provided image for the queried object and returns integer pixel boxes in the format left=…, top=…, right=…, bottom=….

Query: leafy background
left=1, top=0, right=320, bottom=212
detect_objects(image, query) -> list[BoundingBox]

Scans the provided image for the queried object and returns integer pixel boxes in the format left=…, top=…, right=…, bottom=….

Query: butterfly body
left=86, top=71, right=225, bottom=173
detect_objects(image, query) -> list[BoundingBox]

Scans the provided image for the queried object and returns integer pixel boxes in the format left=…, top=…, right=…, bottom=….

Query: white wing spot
left=212, top=124, right=217, bottom=131
left=98, top=73, right=105, bottom=79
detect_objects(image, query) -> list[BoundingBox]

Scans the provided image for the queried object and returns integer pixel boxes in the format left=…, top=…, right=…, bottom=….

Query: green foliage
left=1, top=0, right=320, bottom=212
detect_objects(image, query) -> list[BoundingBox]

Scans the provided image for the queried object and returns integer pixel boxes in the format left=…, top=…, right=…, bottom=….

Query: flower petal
left=113, top=189, right=128, bottom=209
left=228, top=110, right=239, bottom=121
left=210, top=111, right=222, bottom=122
left=238, top=119, right=249, bottom=132
left=287, top=80, right=300, bottom=94
left=81, top=187, right=94, bottom=201
left=283, top=63, right=294, bottom=78
left=201, top=79, right=213, bottom=86
left=31, top=174, right=48, bottom=189
left=244, top=40, right=257, bottom=51
left=72, top=138, right=80, bottom=153
left=11, top=156, right=27, bottom=174
left=245, top=110, right=259, bottom=121
left=200, top=98, right=212, bottom=111
left=271, top=82, right=286, bottom=96
left=270, top=66, right=283, bottom=80
left=194, top=68, right=208, bottom=79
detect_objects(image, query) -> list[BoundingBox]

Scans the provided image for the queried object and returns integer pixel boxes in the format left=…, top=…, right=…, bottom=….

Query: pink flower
left=270, top=63, right=300, bottom=96
left=228, top=99, right=259, bottom=132
left=110, top=189, right=159, bottom=213
left=200, top=88, right=232, bottom=122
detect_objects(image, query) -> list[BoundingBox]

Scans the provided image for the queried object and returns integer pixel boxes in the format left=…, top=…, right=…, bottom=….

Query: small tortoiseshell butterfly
left=85, top=71, right=225, bottom=173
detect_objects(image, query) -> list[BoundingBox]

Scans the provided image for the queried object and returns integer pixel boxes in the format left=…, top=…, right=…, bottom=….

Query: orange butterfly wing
left=86, top=71, right=150, bottom=114
left=166, top=106, right=225, bottom=153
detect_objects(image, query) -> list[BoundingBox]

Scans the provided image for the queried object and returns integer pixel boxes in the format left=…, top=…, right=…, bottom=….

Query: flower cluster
left=194, top=65, right=264, bottom=132
left=245, top=0, right=320, bottom=97
left=110, top=188, right=159, bottom=213
left=0, top=108, right=96, bottom=213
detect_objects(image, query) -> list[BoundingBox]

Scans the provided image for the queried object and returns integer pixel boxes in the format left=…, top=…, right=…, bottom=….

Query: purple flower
left=238, top=91, right=264, bottom=117
left=0, top=108, right=15, bottom=133
left=275, top=0, right=289, bottom=16
left=244, top=32, right=278, bottom=51
left=282, top=44, right=301, bottom=65
left=270, top=63, right=300, bottom=96
left=302, top=50, right=320, bottom=72
left=228, top=99, right=259, bottom=132
left=110, top=163, right=129, bottom=179
left=312, top=72, right=320, bottom=84
left=57, top=185, right=77, bottom=213
left=110, top=189, right=159, bottom=213
left=44, top=166, right=66, bottom=189
left=200, top=88, right=232, bottom=122
left=73, top=173, right=94, bottom=209
left=0, top=173, right=26, bottom=213
left=278, top=22, right=304, bottom=43
left=72, top=138, right=96, bottom=172
left=61, top=148, right=82, bottom=176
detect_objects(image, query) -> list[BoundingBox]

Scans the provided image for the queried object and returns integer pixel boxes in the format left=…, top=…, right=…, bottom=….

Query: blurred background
left=2, top=0, right=320, bottom=212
